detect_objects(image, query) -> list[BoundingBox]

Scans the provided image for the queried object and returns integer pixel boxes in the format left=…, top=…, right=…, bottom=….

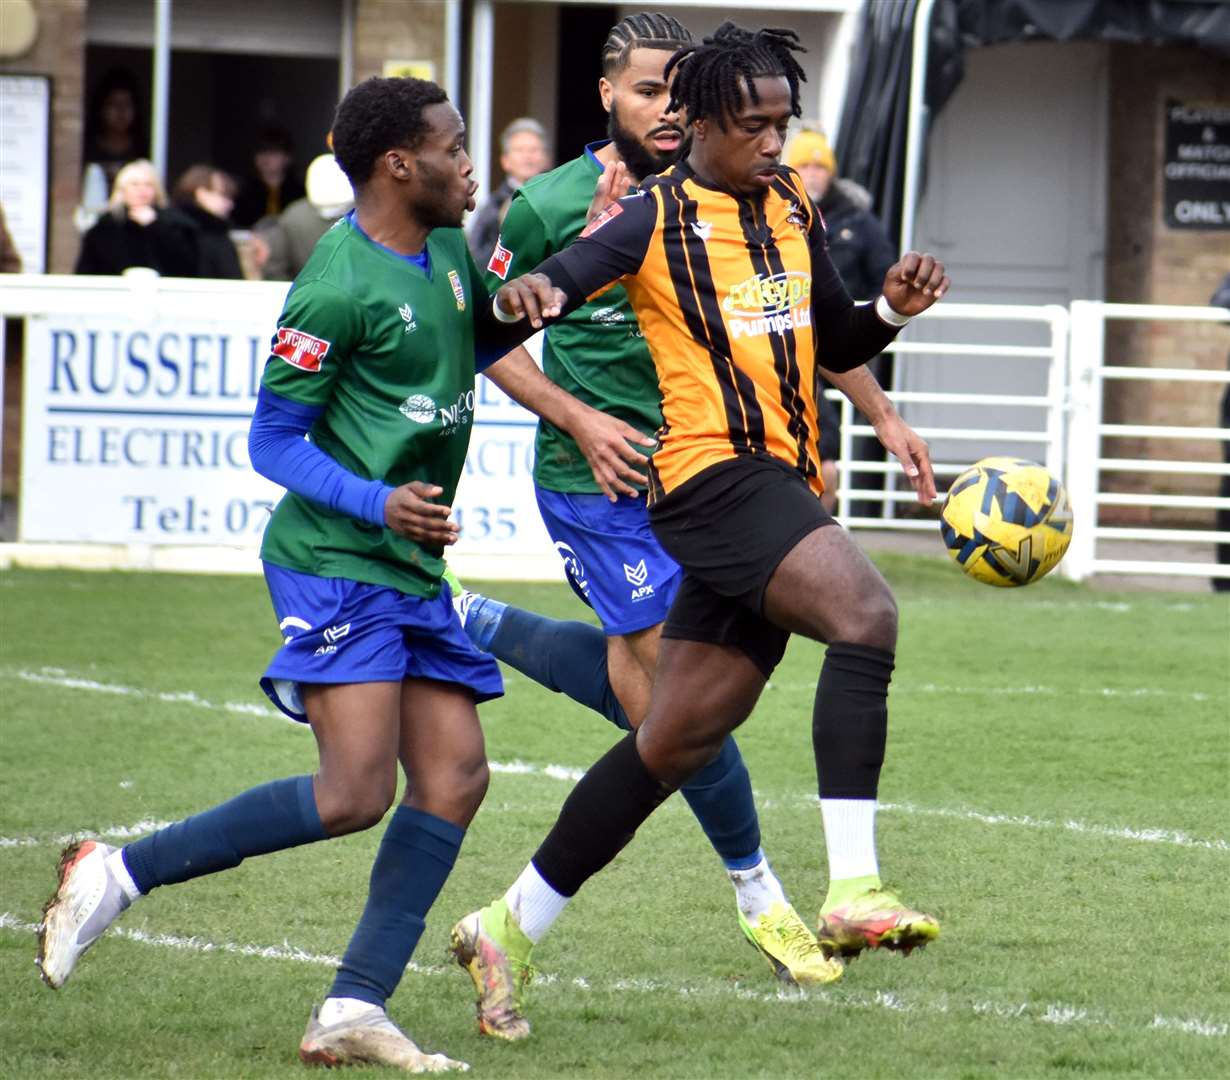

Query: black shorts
left=648, top=455, right=836, bottom=678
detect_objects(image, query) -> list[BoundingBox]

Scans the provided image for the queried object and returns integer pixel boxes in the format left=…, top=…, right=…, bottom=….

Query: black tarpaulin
left=834, top=0, right=1230, bottom=245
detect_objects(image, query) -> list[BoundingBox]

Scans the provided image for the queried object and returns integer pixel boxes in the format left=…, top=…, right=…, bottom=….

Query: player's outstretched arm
left=818, top=364, right=936, bottom=505
left=485, top=346, right=655, bottom=501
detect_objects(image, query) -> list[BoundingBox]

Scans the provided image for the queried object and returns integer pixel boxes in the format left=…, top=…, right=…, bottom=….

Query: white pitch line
left=0, top=819, right=175, bottom=850
left=5, top=668, right=1225, bottom=855
left=766, top=680, right=1216, bottom=703
left=0, top=913, right=1223, bottom=1040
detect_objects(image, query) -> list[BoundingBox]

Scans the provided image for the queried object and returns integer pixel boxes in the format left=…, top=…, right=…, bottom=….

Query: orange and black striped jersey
left=537, top=162, right=901, bottom=502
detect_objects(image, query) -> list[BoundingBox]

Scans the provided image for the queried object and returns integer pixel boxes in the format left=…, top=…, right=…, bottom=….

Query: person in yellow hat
left=785, top=127, right=899, bottom=513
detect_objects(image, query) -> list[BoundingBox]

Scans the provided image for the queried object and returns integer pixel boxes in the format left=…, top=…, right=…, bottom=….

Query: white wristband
left=492, top=295, right=521, bottom=324
left=875, top=294, right=912, bottom=327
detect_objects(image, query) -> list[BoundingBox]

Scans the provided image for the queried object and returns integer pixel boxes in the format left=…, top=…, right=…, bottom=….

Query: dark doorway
left=554, top=4, right=618, bottom=162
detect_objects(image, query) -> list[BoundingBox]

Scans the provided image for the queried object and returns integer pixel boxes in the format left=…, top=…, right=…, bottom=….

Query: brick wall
left=1, top=0, right=86, bottom=275
left=354, top=0, right=447, bottom=84
left=1103, top=43, right=1230, bottom=526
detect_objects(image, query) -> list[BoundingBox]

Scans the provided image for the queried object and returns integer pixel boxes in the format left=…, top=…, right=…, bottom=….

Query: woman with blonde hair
left=75, top=159, right=197, bottom=276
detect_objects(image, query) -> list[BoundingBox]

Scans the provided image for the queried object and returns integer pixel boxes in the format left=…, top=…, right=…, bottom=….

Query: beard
left=608, top=101, right=687, bottom=182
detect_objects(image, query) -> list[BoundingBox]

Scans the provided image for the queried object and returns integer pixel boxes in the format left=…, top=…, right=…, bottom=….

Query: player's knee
left=452, top=755, right=490, bottom=815
left=317, top=773, right=397, bottom=835
left=848, top=586, right=898, bottom=651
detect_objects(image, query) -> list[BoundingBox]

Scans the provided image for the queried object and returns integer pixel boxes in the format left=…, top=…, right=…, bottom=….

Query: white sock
left=820, top=798, right=880, bottom=881
left=727, top=852, right=787, bottom=922
left=319, top=997, right=381, bottom=1025
left=105, top=848, right=142, bottom=903
left=503, top=862, right=569, bottom=944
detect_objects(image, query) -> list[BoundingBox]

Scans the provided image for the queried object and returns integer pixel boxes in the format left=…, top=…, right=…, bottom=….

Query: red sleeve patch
left=580, top=201, right=623, bottom=239
left=487, top=240, right=514, bottom=281
left=272, top=327, right=331, bottom=372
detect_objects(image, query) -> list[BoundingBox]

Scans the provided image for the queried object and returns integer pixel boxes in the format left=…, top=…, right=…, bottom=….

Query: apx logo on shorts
left=624, top=558, right=654, bottom=601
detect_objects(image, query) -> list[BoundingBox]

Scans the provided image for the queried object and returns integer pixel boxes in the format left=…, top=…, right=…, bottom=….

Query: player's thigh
left=397, top=677, right=488, bottom=828
left=621, top=619, right=663, bottom=675
left=303, top=680, right=403, bottom=830
left=635, top=637, right=766, bottom=785
left=762, top=524, right=897, bottom=649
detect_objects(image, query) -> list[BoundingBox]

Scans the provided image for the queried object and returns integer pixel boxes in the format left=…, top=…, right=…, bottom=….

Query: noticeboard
left=1163, top=100, right=1230, bottom=230
left=0, top=73, right=51, bottom=272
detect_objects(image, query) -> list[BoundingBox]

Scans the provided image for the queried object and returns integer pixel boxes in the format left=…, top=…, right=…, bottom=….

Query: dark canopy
left=834, top=0, right=1230, bottom=243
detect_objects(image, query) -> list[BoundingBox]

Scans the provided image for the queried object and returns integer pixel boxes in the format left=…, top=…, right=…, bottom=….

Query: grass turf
left=0, top=557, right=1227, bottom=1078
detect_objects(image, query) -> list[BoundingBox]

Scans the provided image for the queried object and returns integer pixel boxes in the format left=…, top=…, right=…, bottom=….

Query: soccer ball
left=939, top=457, right=1073, bottom=587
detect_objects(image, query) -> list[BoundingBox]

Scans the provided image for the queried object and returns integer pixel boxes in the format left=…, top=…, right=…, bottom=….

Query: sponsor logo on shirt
left=723, top=270, right=813, bottom=339
left=272, top=327, right=331, bottom=372
left=487, top=240, right=514, bottom=280
left=590, top=306, right=625, bottom=324
left=399, top=394, right=436, bottom=423
left=448, top=269, right=466, bottom=310
left=580, top=201, right=623, bottom=238
left=437, top=389, right=475, bottom=436
left=399, top=303, right=417, bottom=334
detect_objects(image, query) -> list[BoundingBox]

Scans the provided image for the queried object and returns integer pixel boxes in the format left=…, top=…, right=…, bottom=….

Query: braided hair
left=601, top=11, right=693, bottom=76
left=665, top=21, right=806, bottom=129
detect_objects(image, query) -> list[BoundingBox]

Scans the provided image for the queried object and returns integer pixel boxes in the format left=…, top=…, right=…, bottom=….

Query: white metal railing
left=829, top=301, right=1069, bottom=532
left=1066, top=300, right=1230, bottom=580
left=2, top=278, right=1227, bottom=583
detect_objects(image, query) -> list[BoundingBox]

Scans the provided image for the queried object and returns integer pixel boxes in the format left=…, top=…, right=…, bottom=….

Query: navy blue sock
left=122, top=775, right=325, bottom=895
left=329, top=806, right=464, bottom=1006
left=485, top=606, right=760, bottom=867
left=486, top=605, right=628, bottom=728
left=679, top=737, right=762, bottom=869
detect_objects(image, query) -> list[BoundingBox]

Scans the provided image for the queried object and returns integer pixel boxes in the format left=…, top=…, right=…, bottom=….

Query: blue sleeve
left=248, top=386, right=394, bottom=528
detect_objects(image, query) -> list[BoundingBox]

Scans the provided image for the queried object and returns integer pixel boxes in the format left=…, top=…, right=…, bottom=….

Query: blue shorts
left=535, top=487, right=681, bottom=635
left=260, top=563, right=503, bottom=723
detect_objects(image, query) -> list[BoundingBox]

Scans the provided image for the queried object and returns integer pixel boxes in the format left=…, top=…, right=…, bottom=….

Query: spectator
left=83, top=70, right=148, bottom=191
left=74, top=159, right=197, bottom=277
left=232, top=128, right=306, bottom=228
left=0, top=203, right=20, bottom=273
left=467, top=117, right=549, bottom=266
left=257, top=153, right=353, bottom=281
left=785, top=127, right=896, bottom=300
left=172, top=165, right=244, bottom=279
left=1213, top=273, right=1230, bottom=593
left=786, top=127, right=900, bottom=515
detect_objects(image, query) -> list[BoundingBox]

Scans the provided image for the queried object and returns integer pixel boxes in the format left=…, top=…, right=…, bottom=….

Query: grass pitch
left=1, top=555, right=1227, bottom=1078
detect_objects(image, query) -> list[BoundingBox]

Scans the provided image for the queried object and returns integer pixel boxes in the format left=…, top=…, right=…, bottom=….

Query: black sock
left=813, top=641, right=894, bottom=799
left=531, top=732, right=675, bottom=897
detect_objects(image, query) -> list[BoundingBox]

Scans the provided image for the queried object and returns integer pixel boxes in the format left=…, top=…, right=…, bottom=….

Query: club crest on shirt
left=448, top=269, right=466, bottom=310
left=272, top=327, right=330, bottom=372
left=786, top=202, right=808, bottom=232
left=487, top=240, right=514, bottom=280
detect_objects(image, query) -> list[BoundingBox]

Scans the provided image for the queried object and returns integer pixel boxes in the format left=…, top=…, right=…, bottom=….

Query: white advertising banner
left=19, top=298, right=557, bottom=570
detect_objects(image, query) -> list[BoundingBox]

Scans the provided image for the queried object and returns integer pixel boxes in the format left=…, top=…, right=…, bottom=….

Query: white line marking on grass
left=8, top=668, right=1225, bottom=855
left=0, top=819, right=174, bottom=849
left=0, top=913, right=1223, bottom=1039
left=10, top=667, right=298, bottom=725
left=768, top=680, right=1215, bottom=703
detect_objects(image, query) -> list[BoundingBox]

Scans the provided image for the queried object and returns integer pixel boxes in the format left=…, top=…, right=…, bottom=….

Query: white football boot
left=37, top=839, right=133, bottom=988
left=299, top=1004, right=468, bottom=1072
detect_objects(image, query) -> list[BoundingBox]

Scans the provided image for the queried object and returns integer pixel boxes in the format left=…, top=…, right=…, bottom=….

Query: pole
left=899, top=0, right=936, bottom=255
left=151, top=0, right=172, bottom=183
left=468, top=0, right=494, bottom=203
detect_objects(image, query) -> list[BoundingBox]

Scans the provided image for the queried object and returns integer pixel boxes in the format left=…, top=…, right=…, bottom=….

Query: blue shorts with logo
left=259, top=563, right=503, bottom=723
left=535, top=486, right=682, bottom=635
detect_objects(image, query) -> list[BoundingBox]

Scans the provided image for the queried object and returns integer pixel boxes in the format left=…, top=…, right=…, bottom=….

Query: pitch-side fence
left=1, top=276, right=1227, bottom=581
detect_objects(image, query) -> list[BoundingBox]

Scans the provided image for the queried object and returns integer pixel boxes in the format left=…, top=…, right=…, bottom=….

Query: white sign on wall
left=0, top=74, right=50, bottom=274
left=20, top=307, right=556, bottom=568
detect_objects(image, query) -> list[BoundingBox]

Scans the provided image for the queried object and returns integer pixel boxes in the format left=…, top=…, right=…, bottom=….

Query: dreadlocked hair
left=331, top=76, right=448, bottom=186
left=665, top=21, right=806, bottom=129
left=601, top=12, right=693, bottom=75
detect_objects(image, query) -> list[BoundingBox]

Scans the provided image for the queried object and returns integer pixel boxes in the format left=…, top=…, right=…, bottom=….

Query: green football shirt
left=260, top=215, right=486, bottom=598
left=483, top=143, right=662, bottom=493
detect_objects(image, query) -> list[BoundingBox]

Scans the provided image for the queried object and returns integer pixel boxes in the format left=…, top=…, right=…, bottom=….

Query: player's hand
left=586, top=160, right=631, bottom=224
left=881, top=252, right=950, bottom=318
left=384, top=481, right=460, bottom=545
left=495, top=273, right=567, bottom=329
left=569, top=404, right=657, bottom=501
left=871, top=412, right=936, bottom=505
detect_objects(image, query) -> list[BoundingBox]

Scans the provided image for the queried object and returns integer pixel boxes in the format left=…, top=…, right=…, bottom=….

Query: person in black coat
left=172, top=164, right=244, bottom=279
left=74, top=159, right=197, bottom=277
